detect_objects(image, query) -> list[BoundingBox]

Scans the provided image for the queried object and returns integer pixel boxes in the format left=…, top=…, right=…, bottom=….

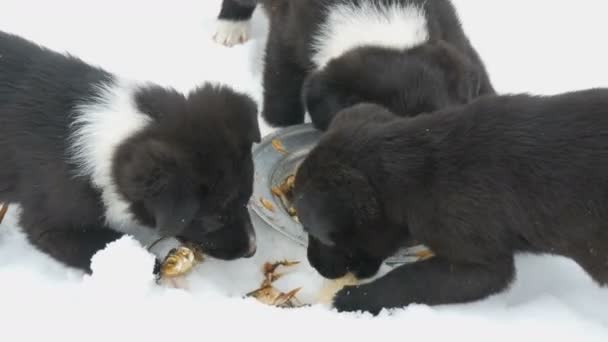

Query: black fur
left=294, top=89, right=608, bottom=314
left=0, top=31, right=261, bottom=273
left=217, top=0, right=257, bottom=22
left=217, top=0, right=494, bottom=130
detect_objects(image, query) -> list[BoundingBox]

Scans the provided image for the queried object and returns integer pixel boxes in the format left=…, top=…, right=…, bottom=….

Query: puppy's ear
left=113, top=138, right=198, bottom=236
left=329, top=103, right=397, bottom=132
left=427, top=40, right=484, bottom=103
left=134, top=85, right=187, bottom=120
left=302, top=71, right=361, bottom=131
left=146, top=179, right=199, bottom=238
left=223, top=91, right=261, bottom=145
left=296, top=188, right=343, bottom=247
left=187, top=84, right=261, bottom=145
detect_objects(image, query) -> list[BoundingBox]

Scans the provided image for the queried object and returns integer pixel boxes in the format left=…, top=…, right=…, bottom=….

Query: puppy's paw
left=332, top=285, right=382, bottom=316
left=213, top=19, right=251, bottom=47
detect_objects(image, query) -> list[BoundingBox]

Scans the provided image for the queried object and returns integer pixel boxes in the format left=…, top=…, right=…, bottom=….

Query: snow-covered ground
left=1, top=0, right=608, bottom=340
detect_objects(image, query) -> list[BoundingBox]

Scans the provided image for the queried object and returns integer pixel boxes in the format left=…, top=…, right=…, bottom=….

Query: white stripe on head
left=311, top=1, right=429, bottom=69
left=68, top=79, right=162, bottom=247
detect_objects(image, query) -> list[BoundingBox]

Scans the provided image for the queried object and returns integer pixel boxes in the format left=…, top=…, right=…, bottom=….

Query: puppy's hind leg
left=20, top=211, right=126, bottom=274
left=29, top=228, right=126, bottom=274
left=214, top=0, right=257, bottom=47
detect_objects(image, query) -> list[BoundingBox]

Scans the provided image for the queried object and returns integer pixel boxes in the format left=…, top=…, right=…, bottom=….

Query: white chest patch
left=68, top=79, right=165, bottom=250
left=311, top=2, right=430, bottom=69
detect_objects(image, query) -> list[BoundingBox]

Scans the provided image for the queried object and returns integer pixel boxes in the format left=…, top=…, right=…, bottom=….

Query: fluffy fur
left=69, top=80, right=153, bottom=238
left=293, top=89, right=608, bottom=314
left=216, top=0, right=494, bottom=130
left=0, top=31, right=260, bottom=274
left=310, top=1, right=429, bottom=69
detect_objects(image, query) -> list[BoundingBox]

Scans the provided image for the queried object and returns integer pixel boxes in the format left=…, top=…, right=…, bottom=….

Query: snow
left=1, top=0, right=608, bottom=340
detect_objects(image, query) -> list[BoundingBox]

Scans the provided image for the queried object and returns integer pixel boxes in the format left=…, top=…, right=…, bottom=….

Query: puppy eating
left=294, top=92, right=608, bottom=314
left=0, top=31, right=260, bottom=274
left=215, top=0, right=494, bottom=130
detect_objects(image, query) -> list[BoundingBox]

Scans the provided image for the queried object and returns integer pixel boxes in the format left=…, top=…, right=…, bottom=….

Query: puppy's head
left=113, top=84, right=261, bottom=260
left=294, top=104, right=409, bottom=279
left=303, top=40, right=484, bottom=130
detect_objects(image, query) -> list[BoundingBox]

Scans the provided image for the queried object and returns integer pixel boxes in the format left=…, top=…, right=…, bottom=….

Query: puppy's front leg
left=333, top=256, right=515, bottom=315
left=214, top=0, right=257, bottom=47
left=261, top=38, right=307, bottom=127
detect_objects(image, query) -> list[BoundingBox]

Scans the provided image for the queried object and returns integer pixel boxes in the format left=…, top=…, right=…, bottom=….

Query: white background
left=1, top=0, right=608, bottom=341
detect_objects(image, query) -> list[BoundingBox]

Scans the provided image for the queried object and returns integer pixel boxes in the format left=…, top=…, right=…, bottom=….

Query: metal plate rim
left=249, top=124, right=423, bottom=265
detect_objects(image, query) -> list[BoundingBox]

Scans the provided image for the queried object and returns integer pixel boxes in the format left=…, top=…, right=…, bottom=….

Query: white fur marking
left=69, top=79, right=166, bottom=250
left=213, top=19, right=251, bottom=47
left=311, top=2, right=429, bottom=69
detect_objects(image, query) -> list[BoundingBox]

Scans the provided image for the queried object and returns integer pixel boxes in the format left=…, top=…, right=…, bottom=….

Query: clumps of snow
left=83, top=235, right=157, bottom=293
left=3, top=207, right=608, bottom=342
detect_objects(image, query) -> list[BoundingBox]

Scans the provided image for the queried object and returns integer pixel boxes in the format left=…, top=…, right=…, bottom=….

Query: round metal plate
left=250, top=124, right=423, bottom=265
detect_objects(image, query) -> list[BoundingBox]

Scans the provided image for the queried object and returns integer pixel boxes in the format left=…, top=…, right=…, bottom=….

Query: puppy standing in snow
left=0, top=31, right=260, bottom=274
left=294, top=91, right=608, bottom=314
left=214, top=0, right=494, bottom=130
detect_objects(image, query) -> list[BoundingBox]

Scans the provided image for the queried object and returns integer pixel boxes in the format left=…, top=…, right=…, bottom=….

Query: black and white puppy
left=0, top=31, right=260, bottom=274
left=293, top=89, right=608, bottom=314
left=214, top=0, right=494, bottom=130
